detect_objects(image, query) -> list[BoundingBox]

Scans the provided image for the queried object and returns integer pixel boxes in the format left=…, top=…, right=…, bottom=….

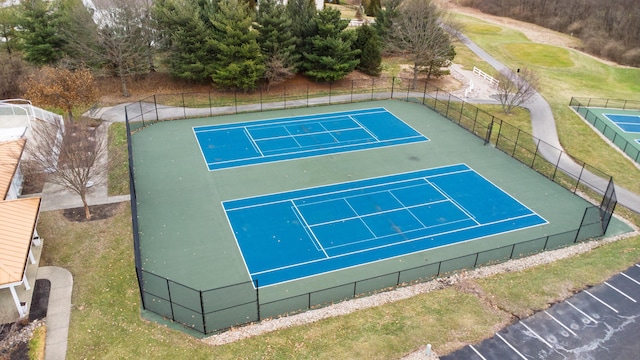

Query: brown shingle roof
left=0, top=139, right=26, bottom=199
left=0, top=197, right=41, bottom=286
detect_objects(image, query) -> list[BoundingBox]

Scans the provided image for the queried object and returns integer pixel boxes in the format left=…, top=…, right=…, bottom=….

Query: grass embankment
left=107, top=123, right=129, bottom=196
left=36, top=10, right=640, bottom=360
left=454, top=14, right=640, bottom=194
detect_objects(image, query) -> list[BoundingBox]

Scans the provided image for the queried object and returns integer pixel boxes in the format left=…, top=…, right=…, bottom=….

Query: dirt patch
left=62, top=202, right=121, bottom=222
left=20, top=171, right=46, bottom=195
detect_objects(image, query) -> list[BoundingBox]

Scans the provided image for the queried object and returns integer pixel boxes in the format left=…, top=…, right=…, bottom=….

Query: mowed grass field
left=36, top=9, right=640, bottom=360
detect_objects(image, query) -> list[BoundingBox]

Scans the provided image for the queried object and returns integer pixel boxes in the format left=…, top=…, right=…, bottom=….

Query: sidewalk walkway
left=38, top=121, right=130, bottom=212
left=36, top=267, right=72, bottom=360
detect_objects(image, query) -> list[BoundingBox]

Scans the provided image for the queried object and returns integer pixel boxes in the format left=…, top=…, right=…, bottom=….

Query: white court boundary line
left=228, top=165, right=548, bottom=284
left=193, top=107, right=429, bottom=170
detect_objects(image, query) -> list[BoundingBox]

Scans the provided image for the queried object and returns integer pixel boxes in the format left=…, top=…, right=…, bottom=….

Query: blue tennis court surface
left=223, top=164, right=548, bottom=287
left=194, top=108, right=428, bottom=170
left=604, top=113, right=640, bottom=133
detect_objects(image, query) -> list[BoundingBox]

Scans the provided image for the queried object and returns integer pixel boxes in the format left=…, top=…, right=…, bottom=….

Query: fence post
left=138, top=101, right=145, bottom=127
left=167, top=279, right=175, bottom=321
left=495, top=118, right=503, bottom=147
left=234, top=90, right=238, bottom=114
left=329, top=82, right=332, bottom=104
left=484, top=120, right=493, bottom=145
left=182, top=93, right=186, bottom=119
left=574, top=164, right=585, bottom=193
left=284, top=85, right=287, bottom=109
left=531, top=138, right=541, bottom=168
left=208, top=91, right=213, bottom=117
left=351, top=80, right=354, bottom=103
left=200, top=290, right=207, bottom=334
left=153, top=95, right=159, bottom=123
left=254, top=279, right=260, bottom=321
left=371, top=78, right=375, bottom=101
left=512, top=129, right=521, bottom=157
left=422, top=81, right=428, bottom=104
left=391, top=77, right=395, bottom=98
left=260, top=87, right=263, bottom=112
left=445, top=94, right=451, bottom=117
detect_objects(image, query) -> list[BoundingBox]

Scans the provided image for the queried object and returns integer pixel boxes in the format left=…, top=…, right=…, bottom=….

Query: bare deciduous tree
left=25, top=117, right=107, bottom=219
left=495, top=67, right=540, bottom=114
left=387, top=0, right=455, bottom=88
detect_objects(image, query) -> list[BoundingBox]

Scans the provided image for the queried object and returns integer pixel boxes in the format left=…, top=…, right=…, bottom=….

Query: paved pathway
left=36, top=267, right=72, bottom=360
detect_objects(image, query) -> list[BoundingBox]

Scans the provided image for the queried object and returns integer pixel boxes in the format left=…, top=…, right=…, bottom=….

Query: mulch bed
left=0, top=280, right=50, bottom=360
left=62, top=202, right=121, bottom=222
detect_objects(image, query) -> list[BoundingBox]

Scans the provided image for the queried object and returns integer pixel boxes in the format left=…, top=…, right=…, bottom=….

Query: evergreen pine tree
left=354, top=24, right=382, bottom=76
left=302, top=7, right=360, bottom=82
left=208, top=0, right=264, bottom=90
left=152, top=0, right=215, bottom=81
left=18, top=0, right=67, bottom=65
left=257, top=0, right=298, bottom=87
left=286, top=0, right=317, bottom=62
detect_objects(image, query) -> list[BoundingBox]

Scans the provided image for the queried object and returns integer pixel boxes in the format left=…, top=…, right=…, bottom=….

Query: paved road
left=454, top=31, right=640, bottom=214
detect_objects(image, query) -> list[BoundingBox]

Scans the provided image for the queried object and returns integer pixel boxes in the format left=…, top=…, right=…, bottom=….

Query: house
left=0, top=138, right=42, bottom=319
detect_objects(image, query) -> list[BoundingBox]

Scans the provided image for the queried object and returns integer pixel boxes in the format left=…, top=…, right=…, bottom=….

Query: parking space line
left=621, top=272, right=640, bottom=286
left=520, top=322, right=553, bottom=348
left=544, top=311, right=577, bottom=337
left=605, top=282, right=637, bottom=302
left=469, top=345, right=487, bottom=360
left=566, top=300, right=598, bottom=324
left=496, top=333, right=528, bottom=359
left=585, top=290, right=619, bottom=313
left=635, top=264, right=640, bottom=269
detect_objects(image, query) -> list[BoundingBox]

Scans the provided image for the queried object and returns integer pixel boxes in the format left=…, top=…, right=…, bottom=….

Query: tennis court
left=604, top=113, right=640, bottom=133
left=224, top=163, right=547, bottom=287
left=193, top=108, right=428, bottom=170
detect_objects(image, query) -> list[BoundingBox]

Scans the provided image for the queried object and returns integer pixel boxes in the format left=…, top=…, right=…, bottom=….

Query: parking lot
left=442, top=264, right=640, bottom=359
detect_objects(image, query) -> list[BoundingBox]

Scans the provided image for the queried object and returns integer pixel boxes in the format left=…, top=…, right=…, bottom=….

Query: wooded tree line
left=0, top=0, right=456, bottom=98
left=459, top=0, right=640, bottom=67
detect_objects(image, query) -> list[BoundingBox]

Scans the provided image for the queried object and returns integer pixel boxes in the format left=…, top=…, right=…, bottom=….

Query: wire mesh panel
left=205, top=302, right=259, bottom=334
left=309, top=283, right=355, bottom=308
left=260, top=294, right=309, bottom=320
left=545, top=230, right=580, bottom=250
left=439, top=254, right=477, bottom=275
left=475, top=246, right=513, bottom=267
left=512, top=237, right=546, bottom=259
left=355, top=273, right=399, bottom=296
left=398, top=263, right=440, bottom=284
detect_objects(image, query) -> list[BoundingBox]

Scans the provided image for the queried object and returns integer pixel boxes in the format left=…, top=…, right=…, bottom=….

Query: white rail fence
left=473, top=66, right=500, bottom=87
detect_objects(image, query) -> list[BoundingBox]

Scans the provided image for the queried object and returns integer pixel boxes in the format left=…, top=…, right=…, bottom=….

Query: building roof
left=0, top=197, right=41, bottom=286
left=0, top=139, right=25, bottom=200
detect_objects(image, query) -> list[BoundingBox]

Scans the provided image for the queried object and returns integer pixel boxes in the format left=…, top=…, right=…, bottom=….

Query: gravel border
left=202, top=217, right=638, bottom=353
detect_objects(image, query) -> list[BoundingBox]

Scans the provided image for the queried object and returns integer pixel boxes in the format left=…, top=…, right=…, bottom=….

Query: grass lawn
left=33, top=8, right=640, bottom=360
